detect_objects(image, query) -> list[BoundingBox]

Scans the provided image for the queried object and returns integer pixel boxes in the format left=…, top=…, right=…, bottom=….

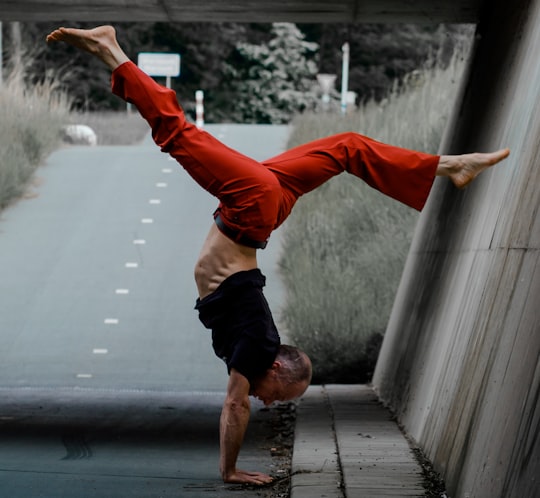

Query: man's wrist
left=221, top=467, right=236, bottom=482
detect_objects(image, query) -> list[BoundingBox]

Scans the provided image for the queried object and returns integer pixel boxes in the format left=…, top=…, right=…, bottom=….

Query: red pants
left=112, top=62, right=439, bottom=248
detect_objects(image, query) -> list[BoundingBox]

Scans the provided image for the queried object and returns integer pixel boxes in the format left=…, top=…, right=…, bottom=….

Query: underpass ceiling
left=0, top=0, right=484, bottom=23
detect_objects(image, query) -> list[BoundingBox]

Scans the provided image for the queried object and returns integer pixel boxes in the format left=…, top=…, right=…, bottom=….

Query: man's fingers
left=249, top=473, right=273, bottom=484
left=225, top=469, right=273, bottom=485
left=243, top=473, right=273, bottom=484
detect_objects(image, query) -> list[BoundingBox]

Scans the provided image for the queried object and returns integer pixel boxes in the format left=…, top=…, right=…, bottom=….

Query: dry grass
left=0, top=64, right=70, bottom=209
left=279, top=42, right=472, bottom=383
left=0, top=65, right=149, bottom=212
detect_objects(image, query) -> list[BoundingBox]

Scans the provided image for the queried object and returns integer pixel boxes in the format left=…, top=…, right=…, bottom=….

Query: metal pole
left=195, top=90, right=204, bottom=129
left=341, top=42, right=350, bottom=115
left=0, top=21, right=3, bottom=86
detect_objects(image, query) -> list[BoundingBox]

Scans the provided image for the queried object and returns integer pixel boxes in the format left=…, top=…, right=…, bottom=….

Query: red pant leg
left=262, top=132, right=439, bottom=229
left=111, top=61, right=281, bottom=246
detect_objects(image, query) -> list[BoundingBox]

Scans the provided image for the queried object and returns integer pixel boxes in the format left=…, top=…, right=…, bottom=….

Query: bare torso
left=194, top=223, right=258, bottom=299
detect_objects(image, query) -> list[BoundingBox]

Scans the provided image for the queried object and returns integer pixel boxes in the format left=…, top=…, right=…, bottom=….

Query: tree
left=17, top=22, right=469, bottom=121
left=300, top=23, right=470, bottom=101
left=224, top=23, right=320, bottom=123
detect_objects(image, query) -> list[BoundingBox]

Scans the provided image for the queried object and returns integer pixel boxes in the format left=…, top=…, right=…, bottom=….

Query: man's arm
left=219, top=368, right=273, bottom=484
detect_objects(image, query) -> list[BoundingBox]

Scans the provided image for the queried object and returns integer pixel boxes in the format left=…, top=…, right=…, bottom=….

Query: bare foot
left=437, top=148, right=510, bottom=188
left=46, top=25, right=129, bottom=70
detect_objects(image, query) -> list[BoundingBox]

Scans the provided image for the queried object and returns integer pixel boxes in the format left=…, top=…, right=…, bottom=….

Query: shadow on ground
left=0, top=388, right=294, bottom=498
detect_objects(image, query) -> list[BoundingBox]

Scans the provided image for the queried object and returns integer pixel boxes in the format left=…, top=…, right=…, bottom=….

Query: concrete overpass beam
left=0, top=0, right=483, bottom=23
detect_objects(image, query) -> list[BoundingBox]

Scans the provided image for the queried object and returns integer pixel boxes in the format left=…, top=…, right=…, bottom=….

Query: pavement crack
left=323, top=385, right=347, bottom=498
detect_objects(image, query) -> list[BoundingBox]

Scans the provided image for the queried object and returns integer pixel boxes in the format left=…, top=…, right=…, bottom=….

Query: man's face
left=249, top=363, right=307, bottom=406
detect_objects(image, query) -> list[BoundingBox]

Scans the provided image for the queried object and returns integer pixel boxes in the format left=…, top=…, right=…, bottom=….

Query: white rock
left=63, top=124, right=98, bottom=146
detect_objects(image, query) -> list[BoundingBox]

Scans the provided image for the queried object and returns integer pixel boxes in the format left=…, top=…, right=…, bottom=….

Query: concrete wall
left=372, top=0, right=540, bottom=497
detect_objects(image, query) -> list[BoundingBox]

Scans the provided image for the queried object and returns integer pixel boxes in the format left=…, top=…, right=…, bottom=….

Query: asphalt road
left=0, top=123, right=292, bottom=497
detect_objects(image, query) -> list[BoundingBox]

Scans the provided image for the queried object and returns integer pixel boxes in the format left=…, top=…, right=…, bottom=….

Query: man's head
left=249, top=345, right=312, bottom=406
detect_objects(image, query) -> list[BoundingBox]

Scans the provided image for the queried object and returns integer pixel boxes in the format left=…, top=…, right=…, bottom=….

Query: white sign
left=137, top=52, right=181, bottom=77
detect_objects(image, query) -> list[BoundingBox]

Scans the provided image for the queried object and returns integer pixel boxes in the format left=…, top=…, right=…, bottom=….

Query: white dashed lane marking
left=80, top=165, right=170, bottom=383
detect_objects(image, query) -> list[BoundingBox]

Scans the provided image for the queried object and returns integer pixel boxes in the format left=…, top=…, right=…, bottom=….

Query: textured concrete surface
left=292, top=385, right=427, bottom=498
left=373, top=0, right=540, bottom=497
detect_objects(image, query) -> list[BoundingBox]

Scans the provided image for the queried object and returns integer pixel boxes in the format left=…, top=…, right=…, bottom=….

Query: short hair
left=276, top=345, right=312, bottom=385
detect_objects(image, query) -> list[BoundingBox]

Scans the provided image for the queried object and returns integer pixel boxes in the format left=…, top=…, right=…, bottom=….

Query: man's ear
left=271, top=360, right=282, bottom=371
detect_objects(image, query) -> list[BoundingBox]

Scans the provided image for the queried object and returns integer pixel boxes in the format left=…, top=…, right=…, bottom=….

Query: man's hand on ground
left=223, top=468, right=273, bottom=485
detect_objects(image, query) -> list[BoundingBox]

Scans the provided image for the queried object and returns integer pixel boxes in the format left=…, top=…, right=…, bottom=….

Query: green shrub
left=279, top=43, right=471, bottom=383
left=0, top=64, right=70, bottom=209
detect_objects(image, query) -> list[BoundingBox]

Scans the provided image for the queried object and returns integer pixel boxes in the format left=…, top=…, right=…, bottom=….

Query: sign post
left=0, top=22, right=3, bottom=87
left=341, top=43, right=350, bottom=115
left=195, top=90, right=204, bottom=129
left=137, top=52, right=181, bottom=88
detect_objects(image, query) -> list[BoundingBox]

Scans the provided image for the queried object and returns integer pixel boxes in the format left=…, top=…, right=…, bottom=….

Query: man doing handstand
left=46, top=25, right=510, bottom=485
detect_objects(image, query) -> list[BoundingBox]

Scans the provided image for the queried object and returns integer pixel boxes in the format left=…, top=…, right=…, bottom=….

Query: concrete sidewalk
left=291, top=385, right=431, bottom=498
